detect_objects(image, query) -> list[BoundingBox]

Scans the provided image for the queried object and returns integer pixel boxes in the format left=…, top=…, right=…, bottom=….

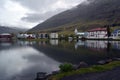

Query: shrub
left=59, top=63, right=73, bottom=72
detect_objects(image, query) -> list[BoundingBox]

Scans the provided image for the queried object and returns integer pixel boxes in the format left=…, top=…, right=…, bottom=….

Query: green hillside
left=28, top=0, right=120, bottom=34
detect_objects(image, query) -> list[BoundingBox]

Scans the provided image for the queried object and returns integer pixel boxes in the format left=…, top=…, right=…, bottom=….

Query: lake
left=0, top=40, right=120, bottom=80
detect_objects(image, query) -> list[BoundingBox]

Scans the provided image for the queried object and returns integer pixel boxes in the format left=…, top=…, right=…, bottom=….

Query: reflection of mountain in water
left=16, top=40, right=120, bottom=65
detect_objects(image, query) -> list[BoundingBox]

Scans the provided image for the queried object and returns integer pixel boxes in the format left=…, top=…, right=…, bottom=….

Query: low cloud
left=13, top=0, right=86, bottom=23
left=0, top=0, right=87, bottom=28
left=21, top=8, right=65, bottom=23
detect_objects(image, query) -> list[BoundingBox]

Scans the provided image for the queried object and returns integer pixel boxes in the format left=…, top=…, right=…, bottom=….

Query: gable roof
left=88, top=28, right=107, bottom=32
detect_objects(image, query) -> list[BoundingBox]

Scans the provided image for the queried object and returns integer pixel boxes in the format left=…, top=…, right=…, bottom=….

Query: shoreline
left=61, top=66, right=120, bottom=80
left=48, top=61, right=120, bottom=80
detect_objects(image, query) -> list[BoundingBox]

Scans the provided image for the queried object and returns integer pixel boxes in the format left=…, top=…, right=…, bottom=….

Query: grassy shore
left=49, top=61, right=120, bottom=80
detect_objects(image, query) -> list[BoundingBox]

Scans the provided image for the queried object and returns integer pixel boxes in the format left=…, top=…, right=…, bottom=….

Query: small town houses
left=74, top=27, right=108, bottom=39
left=0, top=33, right=13, bottom=41
left=75, top=27, right=120, bottom=39
left=17, top=32, right=58, bottom=39
left=17, top=33, right=36, bottom=39
left=17, top=27, right=120, bottom=40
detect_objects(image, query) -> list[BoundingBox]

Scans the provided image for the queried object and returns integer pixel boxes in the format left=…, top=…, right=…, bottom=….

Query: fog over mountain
left=29, top=0, right=120, bottom=32
left=0, top=26, right=28, bottom=34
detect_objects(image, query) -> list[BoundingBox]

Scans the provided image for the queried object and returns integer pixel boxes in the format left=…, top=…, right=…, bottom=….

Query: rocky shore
left=35, top=58, right=120, bottom=80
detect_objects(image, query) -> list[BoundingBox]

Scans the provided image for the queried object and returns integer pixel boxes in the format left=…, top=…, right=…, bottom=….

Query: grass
left=49, top=61, right=120, bottom=80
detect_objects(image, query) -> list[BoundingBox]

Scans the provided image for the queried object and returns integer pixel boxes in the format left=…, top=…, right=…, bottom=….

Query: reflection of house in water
left=85, top=41, right=107, bottom=51
left=50, top=40, right=58, bottom=45
left=0, top=42, right=12, bottom=47
left=17, top=40, right=36, bottom=46
left=111, top=41, right=120, bottom=50
left=75, top=40, right=108, bottom=51
left=38, top=41, right=48, bottom=45
left=75, top=40, right=85, bottom=49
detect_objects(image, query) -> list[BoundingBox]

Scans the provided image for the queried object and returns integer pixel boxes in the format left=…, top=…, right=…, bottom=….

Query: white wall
left=87, top=31, right=107, bottom=39
left=49, top=33, right=58, bottom=39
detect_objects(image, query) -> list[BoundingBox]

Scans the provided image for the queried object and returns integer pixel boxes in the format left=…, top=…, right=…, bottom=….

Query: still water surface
left=0, top=40, right=120, bottom=80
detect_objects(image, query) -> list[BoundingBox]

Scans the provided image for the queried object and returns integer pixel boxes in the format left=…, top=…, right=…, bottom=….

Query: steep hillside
left=29, top=0, right=120, bottom=32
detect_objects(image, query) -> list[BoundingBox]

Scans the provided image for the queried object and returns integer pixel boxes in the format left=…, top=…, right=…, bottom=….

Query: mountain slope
left=0, top=26, right=27, bottom=34
left=29, top=0, right=120, bottom=32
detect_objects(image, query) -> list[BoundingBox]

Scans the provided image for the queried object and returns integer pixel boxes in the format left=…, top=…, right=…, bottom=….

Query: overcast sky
left=0, top=0, right=87, bottom=29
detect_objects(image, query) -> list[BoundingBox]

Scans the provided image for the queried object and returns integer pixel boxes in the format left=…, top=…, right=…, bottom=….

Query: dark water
left=0, top=40, right=120, bottom=80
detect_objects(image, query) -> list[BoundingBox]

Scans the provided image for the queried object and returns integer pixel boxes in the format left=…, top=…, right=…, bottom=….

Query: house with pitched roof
left=87, top=28, right=108, bottom=39
left=74, top=28, right=87, bottom=39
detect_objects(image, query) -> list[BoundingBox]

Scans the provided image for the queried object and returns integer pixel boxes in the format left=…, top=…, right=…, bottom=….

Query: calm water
left=0, top=40, right=120, bottom=80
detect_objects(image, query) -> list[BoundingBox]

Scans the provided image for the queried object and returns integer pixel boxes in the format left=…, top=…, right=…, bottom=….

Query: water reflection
left=17, top=40, right=59, bottom=46
left=38, top=41, right=48, bottom=45
left=75, top=40, right=120, bottom=51
left=0, top=46, right=60, bottom=80
left=50, top=39, right=58, bottom=45
left=111, top=41, right=120, bottom=49
left=17, top=40, right=36, bottom=46
left=0, top=42, right=12, bottom=46
left=0, top=40, right=120, bottom=80
left=75, top=40, right=85, bottom=49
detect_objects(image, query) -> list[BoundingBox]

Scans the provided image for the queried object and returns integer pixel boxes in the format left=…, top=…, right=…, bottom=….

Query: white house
left=17, top=33, right=28, bottom=39
left=74, top=28, right=86, bottom=38
left=49, top=33, right=58, bottom=39
left=38, top=33, right=48, bottom=39
left=17, top=33, right=36, bottom=39
left=50, top=40, right=58, bottom=45
left=87, top=28, right=108, bottom=39
left=111, top=29, right=120, bottom=39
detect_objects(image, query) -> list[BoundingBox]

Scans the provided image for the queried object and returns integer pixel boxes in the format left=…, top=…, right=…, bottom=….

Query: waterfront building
left=74, top=28, right=86, bottom=39
left=0, top=33, right=12, bottom=41
left=49, top=33, right=58, bottom=39
left=38, top=33, right=48, bottom=39
left=111, top=29, right=120, bottom=39
left=87, top=28, right=108, bottom=39
left=17, top=33, right=36, bottom=39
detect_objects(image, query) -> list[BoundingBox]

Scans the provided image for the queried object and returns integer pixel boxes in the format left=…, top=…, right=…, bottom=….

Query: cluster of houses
left=75, top=27, right=120, bottom=39
left=0, top=27, right=120, bottom=41
left=17, top=32, right=59, bottom=39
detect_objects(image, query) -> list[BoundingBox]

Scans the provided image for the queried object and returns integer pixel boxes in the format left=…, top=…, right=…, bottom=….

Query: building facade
left=49, top=33, right=58, bottom=39
left=111, top=29, right=120, bottom=39
left=74, top=28, right=86, bottom=39
left=87, top=28, right=108, bottom=39
left=0, top=33, right=12, bottom=41
left=37, top=33, right=48, bottom=39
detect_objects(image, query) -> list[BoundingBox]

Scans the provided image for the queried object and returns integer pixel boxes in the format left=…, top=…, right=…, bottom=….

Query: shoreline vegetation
left=48, top=61, right=120, bottom=80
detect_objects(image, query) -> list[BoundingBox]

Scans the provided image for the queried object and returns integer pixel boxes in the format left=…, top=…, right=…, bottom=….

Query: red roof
left=88, top=28, right=107, bottom=32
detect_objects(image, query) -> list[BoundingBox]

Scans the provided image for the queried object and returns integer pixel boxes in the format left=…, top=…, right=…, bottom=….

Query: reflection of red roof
left=88, top=28, right=107, bottom=32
